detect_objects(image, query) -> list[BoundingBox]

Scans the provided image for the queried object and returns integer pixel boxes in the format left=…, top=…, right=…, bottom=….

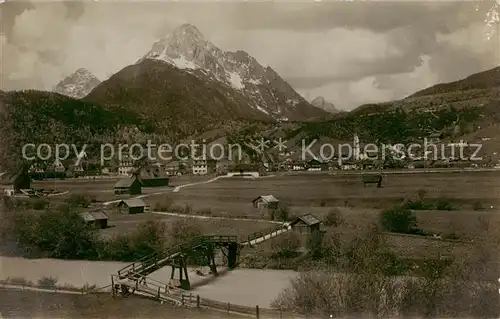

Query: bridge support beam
left=227, top=242, right=239, bottom=269
left=170, top=256, right=190, bottom=290
left=208, top=250, right=218, bottom=275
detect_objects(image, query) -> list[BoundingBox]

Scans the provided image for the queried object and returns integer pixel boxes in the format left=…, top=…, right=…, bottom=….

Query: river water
left=0, top=256, right=297, bottom=307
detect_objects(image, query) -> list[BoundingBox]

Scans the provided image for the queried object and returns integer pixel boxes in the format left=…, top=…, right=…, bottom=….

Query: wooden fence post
left=196, top=295, right=200, bottom=308
left=227, top=302, right=230, bottom=313
left=111, top=276, right=115, bottom=298
left=255, top=305, right=260, bottom=318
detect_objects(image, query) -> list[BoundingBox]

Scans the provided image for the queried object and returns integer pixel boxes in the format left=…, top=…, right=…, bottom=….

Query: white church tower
left=353, top=134, right=360, bottom=161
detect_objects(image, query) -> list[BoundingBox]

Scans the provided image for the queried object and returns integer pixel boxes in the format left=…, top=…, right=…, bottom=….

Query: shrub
left=101, top=221, right=169, bottom=261
left=442, top=232, right=460, bottom=240
left=198, top=207, right=212, bottom=216
left=323, top=208, right=344, bottom=227
left=402, top=200, right=433, bottom=210
left=167, top=219, right=202, bottom=247
left=182, top=203, right=192, bottom=214
left=37, top=276, right=58, bottom=288
left=32, top=199, right=49, bottom=210
left=417, top=189, right=428, bottom=201
left=380, top=206, right=417, bottom=234
left=7, top=277, right=32, bottom=286
left=66, top=194, right=91, bottom=208
left=271, top=232, right=301, bottom=259
left=154, top=197, right=173, bottom=211
left=276, top=206, right=290, bottom=221
left=435, top=198, right=455, bottom=211
left=472, top=200, right=484, bottom=211
left=9, top=206, right=99, bottom=259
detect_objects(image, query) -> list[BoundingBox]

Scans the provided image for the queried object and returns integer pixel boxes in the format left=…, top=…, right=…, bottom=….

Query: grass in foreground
left=0, top=289, right=246, bottom=319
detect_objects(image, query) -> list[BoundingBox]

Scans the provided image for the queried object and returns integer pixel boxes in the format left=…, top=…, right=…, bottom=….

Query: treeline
left=1, top=198, right=203, bottom=262
left=300, top=105, right=482, bottom=144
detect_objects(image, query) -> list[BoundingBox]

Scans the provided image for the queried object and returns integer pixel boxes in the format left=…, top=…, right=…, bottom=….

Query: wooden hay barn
left=134, top=166, right=170, bottom=187
left=252, top=195, right=280, bottom=209
left=79, top=210, right=109, bottom=229
left=117, top=198, right=148, bottom=214
left=290, top=213, right=322, bottom=235
left=114, top=176, right=142, bottom=195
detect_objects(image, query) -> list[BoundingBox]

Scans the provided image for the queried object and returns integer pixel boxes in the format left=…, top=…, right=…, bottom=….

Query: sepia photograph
left=1, top=0, right=500, bottom=318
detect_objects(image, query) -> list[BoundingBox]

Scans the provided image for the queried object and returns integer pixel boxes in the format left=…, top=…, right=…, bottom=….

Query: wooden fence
left=180, top=293, right=317, bottom=319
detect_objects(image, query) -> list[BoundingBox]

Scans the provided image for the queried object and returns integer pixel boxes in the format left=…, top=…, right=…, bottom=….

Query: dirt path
left=102, top=176, right=227, bottom=205
left=152, top=211, right=284, bottom=225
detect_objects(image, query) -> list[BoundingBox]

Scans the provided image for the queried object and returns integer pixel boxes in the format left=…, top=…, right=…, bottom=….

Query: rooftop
left=114, top=177, right=138, bottom=188
left=79, top=210, right=108, bottom=222
left=119, top=198, right=146, bottom=208
left=253, top=195, right=279, bottom=203
left=292, top=213, right=321, bottom=226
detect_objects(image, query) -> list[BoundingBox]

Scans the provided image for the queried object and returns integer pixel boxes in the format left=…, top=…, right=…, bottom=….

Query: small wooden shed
left=117, top=198, right=147, bottom=214
left=252, top=195, right=280, bottom=209
left=114, top=176, right=142, bottom=195
left=79, top=210, right=109, bottom=229
left=289, top=213, right=322, bottom=235
left=0, top=170, right=31, bottom=196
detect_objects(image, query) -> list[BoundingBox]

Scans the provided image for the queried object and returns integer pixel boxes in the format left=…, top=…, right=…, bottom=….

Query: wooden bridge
left=112, top=223, right=292, bottom=302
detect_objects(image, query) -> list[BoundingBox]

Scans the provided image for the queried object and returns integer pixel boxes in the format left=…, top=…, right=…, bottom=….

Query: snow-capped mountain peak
left=53, top=68, right=101, bottom=99
left=140, top=23, right=327, bottom=120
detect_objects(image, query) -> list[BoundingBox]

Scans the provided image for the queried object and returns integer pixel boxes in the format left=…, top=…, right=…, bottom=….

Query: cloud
left=1, top=1, right=497, bottom=111
left=230, top=1, right=485, bottom=34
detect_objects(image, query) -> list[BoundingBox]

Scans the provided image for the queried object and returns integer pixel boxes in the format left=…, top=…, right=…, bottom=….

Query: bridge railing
left=245, top=224, right=287, bottom=244
left=117, top=235, right=239, bottom=279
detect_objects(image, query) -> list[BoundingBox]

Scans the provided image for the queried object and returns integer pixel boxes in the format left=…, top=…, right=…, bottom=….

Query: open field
left=164, top=171, right=500, bottom=209
left=0, top=289, right=246, bottom=319
left=100, top=211, right=276, bottom=242
left=30, top=174, right=217, bottom=202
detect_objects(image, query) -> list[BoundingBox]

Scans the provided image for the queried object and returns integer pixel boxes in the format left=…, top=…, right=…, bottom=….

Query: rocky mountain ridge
left=311, top=96, right=340, bottom=114
left=54, top=68, right=101, bottom=99
left=139, top=23, right=327, bottom=121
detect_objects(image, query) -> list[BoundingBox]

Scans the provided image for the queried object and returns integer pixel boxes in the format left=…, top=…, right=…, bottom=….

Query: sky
left=1, top=0, right=499, bottom=110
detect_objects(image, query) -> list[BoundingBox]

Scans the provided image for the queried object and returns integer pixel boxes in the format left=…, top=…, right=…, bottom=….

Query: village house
left=340, top=160, right=358, bottom=170
left=192, top=159, right=208, bottom=175
left=118, top=156, right=135, bottom=176
left=51, top=159, right=66, bottom=173
left=66, top=163, right=85, bottom=178
left=191, top=159, right=217, bottom=175
left=252, top=195, right=280, bottom=209
left=165, top=161, right=181, bottom=176
left=114, top=176, right=142, bottom=195
left=292, top=162, right=305, bottom=171
left=0, top=170, right=31, bottom=196
left=306, top=159, right=328, bottom=171
left=133, top=165, right=170, bottom=187
left=29, top=163, right=45, bottom=174
left=117, top=198, right=149, bottom=214
left=227, top=163, right=261, bottom=177
left=79, top=210, right=109, bottom=229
